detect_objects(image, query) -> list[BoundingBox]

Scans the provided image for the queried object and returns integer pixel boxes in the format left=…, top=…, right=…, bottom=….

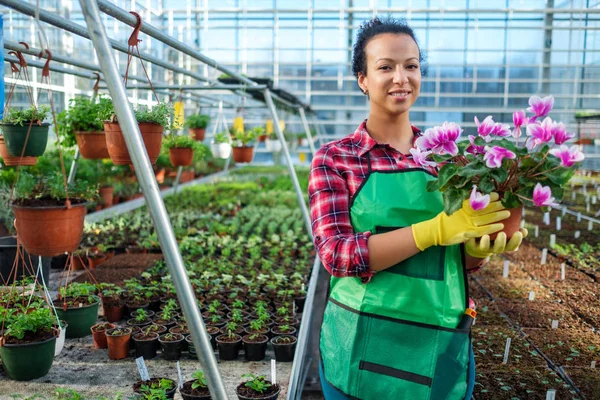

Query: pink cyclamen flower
left=533, top=183, right=558, bottom=207
left=416, top=122, right=462, bottom=156
left=466, top=135, right=485, bottom=155
left=512, top=110, right=527, bottom=138
left=492, top=122, right=511, bottom=137
left=551, top=122, right=575, bottom=145
left=474, top=116, right=495, bottom=137
left=526, top=117, right=554, bottom=150
left=469, top=186, right=491, bottom=211
left=527, top=95, right=554, bottom=121
left=409, top=147, right=437, bottom=168
left=483, top=146, right=516, bottom=168
left=549, top=145, right=585, bottom=167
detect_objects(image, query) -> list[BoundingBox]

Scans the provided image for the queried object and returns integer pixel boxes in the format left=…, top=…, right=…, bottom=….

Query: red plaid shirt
left=308, top=120, right=436, bottom=282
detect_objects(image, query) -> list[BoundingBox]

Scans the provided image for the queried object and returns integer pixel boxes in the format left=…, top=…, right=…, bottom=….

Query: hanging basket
left=211, top=143, right=232, bottom=160
left=2, top=123, right=49, bottom=157
left=232, top=146, right=255, bottom=163
left=103, top=122, right=163, bottom=165
left=12, top=202, right=88, bottom=257
left=75, top=131, right=110, bottom=159
left=265, top=139, right=283, bottom=152
left=0, top=136, right=37, bottom=166
left=169, top=147, right=194, bottom=167
left=189, top=128, right=205, bottom=141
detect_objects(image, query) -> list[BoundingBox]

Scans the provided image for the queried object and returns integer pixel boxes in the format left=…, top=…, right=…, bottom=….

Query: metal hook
left=128, top=11, right=143, bottom=47
left=8, top=51, right=27, bottom=68
left=92, top=72, right=101, bottom=93
left=38, top=49, right=52, bottom=78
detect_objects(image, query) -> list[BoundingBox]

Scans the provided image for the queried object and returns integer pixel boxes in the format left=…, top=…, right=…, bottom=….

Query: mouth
left=388, top=91, right=411, bottom=99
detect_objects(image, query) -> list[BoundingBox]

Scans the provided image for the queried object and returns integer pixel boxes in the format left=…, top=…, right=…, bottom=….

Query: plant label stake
left=571, top=192, right=576, bottom=200
left=586, top=203, right=590, bottom=213
left=562, top=206, right=567, bottom=216
left=543, top=212, right=550, bottom=225
left=588, top=221, right=593, bottom=231
left=546, top=389, right=556, bottom=400
left=176, top=361, right=183, bottom=389
left=529, top=291, right=535, bottom=301
left=593, top=196, right=597, bottom=205
left=503, top=260, right=510, bottom=279
left=522, top=208, right=526, bottom=217
left=271, top=359, right=277, bottom=384
left=591, top=361, right=596, bottom=369
left=560, top=263, right=565, bottom=280
left=541, top=248, right=548, bottom=265
left=549, top=234, right=556, bottom=248
left=551, top=320, right=559, bottom=329
left=574, top=230, right=580, bottom=239
left=136, top=357, right=150, bottom=381
left=556, top=217, right=561, bottom=231
left=535, top=225, right=539, bottom=238
left=577, top=212, right=582, bottom=222
left=502, top=337, right=511, bottom=365
left=519, top=220, right=525, bottom=229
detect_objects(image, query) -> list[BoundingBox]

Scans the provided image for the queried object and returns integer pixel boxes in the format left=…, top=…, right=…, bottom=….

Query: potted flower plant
left=235, top=373, right=280, bottom=400
left=180, top=370, right=212, bottom=400
left=55, top=282, right=100, bottom=338
left=133, top=377, right=177, bottom=399
left=211, top=131, right=232, bottom=160
left=265, top=130, right=283, bottom=152
left=1, top=105, right=50, bottom=159
left=164, top=134, right=195, bottom=167
left=185, top=114, right=211, bottom=141
left=100, top=101, right=172, bottom=165
left=57, top=97, right=111, bottom=159
left=231, top=127, right=260, bottom=164
left=11, top=171, right=96, bottom=257
left=0, top=307, right=58, bottom=381
left=90, top=322, right=116, bottom=349
left=414, top=94, right=584, bottom=238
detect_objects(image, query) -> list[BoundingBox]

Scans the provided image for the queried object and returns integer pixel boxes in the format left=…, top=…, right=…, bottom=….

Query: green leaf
left=544, top=167, right=575, bottom=186
left=426, top=179, right=439, bottom=192
left=478, top=175, right=495, bottom=193
left=443, top=187, right=464, bottom=215
left=502, top=191, right=522, bottom=209
left=438, top=163, right=458, bottom=189
left=457, top=162, right=488, bottom=179
left=489, top=168, right=508, bottom=185
left=496, top=139, right=517, bottom=153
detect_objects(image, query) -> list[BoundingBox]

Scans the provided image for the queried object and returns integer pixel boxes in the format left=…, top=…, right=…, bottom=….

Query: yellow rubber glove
left=465, top=228, right=528, bottom=259
left=412, top=193, right=510, bottom=251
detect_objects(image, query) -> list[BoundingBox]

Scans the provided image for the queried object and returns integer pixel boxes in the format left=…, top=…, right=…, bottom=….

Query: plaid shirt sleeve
left=308, top=145, right=374, bottom=280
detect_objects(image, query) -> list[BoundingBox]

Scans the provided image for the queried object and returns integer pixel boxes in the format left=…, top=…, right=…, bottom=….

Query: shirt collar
left=353, top=119, right=422, bottom=157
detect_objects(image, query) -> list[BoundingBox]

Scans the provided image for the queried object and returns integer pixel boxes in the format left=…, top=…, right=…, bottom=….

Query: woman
left=308, top=17, right=525, bottom=400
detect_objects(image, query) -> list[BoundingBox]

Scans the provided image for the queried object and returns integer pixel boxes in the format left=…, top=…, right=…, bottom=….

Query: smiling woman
left=308, top=16, right=522, bottom=400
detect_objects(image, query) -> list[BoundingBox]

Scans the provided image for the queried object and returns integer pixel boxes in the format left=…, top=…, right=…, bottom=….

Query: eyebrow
left=375, top=57, right=420, bottom=63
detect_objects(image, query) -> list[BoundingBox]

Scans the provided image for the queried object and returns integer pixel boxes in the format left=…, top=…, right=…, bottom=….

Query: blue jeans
left=319, top=345, right=476, bottom=400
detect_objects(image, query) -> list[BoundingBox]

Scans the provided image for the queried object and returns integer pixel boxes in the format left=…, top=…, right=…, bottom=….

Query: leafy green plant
left=13, top=171, right=97, bottom=203
left=185, top=114, right=210, bottom=129
left=242, top=373, right=272, bottom=394
left=56, top=97, right=111, bottom=147
left=2, top=105, right=50, bottom=126
left=231, top=129, right=257, bottom=147
left=4, top=308, right=54, bottom=340
left=163, top=134, right=195, bottom=149
left=133, top=308, right=149, bottom=322
left=191, top=370, right=208, bottom=390
left=98, top=101, right=174, bottom=128
left=214, top=132, right=230, bottom=144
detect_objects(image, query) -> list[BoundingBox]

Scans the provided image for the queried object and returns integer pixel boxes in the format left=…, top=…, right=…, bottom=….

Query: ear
left=357, top=72, right=368, bottom=94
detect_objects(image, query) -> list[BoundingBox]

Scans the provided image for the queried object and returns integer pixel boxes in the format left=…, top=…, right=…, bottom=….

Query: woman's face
left=358, top=33, right=421, bottom=117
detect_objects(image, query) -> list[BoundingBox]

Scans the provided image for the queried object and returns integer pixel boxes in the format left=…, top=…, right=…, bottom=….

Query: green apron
left=320, top=153, right=471, bottom=400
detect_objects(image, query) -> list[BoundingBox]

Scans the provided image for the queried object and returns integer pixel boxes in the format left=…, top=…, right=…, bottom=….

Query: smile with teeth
left=389, top=92, right=410, bottom=98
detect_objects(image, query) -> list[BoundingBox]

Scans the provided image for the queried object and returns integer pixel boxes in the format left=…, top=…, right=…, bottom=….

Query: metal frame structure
left=1, top=1, right=323, bottom=398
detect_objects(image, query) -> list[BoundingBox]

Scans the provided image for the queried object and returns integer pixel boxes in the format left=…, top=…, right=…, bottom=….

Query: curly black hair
left=352, top=16, right=427, bottom=84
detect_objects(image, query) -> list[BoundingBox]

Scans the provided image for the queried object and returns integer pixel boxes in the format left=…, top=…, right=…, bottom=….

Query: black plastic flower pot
left=133, top=377, right=177, bottom=399
left=235, top=381, right=280, bottom=400
left=294, top=296, right=306, bottom=313
left=180, top=380, right=212, bottom=400
left=242, top=334, right=268, bottom=361
left=133, top=332, right=159, bottom=359
left=185, top=335, right=197, bottom=359
left=216, top=334, right=242, bottom=361
left=159, top=333, right=184, bottom=361
left=271, top=335, right=297, bottom=362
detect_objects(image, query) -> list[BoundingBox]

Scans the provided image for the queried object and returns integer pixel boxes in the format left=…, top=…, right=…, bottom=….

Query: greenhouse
left=0, top=1, right=599, bottom=399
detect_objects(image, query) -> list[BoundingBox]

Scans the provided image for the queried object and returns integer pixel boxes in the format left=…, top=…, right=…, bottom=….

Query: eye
left=378, top=65, right=392, bottom=70
left=407, top=64, right=419, bottom=70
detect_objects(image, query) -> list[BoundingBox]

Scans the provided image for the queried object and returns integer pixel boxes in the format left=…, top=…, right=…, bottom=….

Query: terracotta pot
left=189, top=128, right=205, bottom=141
left=155, top=168, right=166, bottom=183
left=72, top=255, right=88, bottom=270
left=258, top=134, right=268, bottom=143
left=0, top=136, right=37, bottom=166
left=75, top=131, right=109, bottom=159
left=103, top=304, right=125, bottom=323
left=490, top=205, right=523, bottom=240
left=106, top=328, right=131, bottom=360
left=99, top=186, right=114, bottom=208
left=103, top=122, right=163, bottom=165
left=87, top=255, right=107, bottom=269
left=12, top=202, right=87, bottom=257
left=91, top=323, right=116, bottom=349
left=169, top=147, right=194, bottom=167
left=180, top=170, right=195, bottom=183
left=232, top=146, right=254, bottom=163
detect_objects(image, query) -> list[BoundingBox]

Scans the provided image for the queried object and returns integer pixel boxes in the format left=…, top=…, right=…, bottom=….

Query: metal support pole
left=77, top=2, right=228, bottom=399
left=298, top=106, right=316, bottom=157
left=173, top=166, right=183, bottom=193
left=263, top=89, right=312, bottom=237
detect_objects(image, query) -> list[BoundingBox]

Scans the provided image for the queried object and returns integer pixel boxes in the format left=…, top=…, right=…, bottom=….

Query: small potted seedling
left=90, top=322, right=116, bottom=349
left=99, top=283, right=124, bottom=322
left=154, top=307, right=177, bottom=329
left=164, top=134, right=196, bottom=167
left=105, top=327, right=132, bottom=360
left=185, top=114, right=211, bottom=141
left=159, top=332, right=185, bottom=360
left=132, top=325, right=160, bottom=360
left=271, top=324, right=296, bottom=337
left=210, top=131, right=232, bottom=159
left=128, top=308, right=153, bottom=328
left=271, top=335, right=297, bottom=362
left=216, top=327, right=242, bottom=361
left=132, top=377, right=177, bottom=399
left=180, top=370, right=212, bottom=400
left=235, top=373, right=280, bottom=400
left=219, top=321, right=244, bottom=336
left=244, top=319, right=270, bottom=337
left=242, top=332, right=269, bottom=361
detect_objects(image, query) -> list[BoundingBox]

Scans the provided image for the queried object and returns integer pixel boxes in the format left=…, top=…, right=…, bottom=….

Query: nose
left=392, top=66, right=408, bottom=84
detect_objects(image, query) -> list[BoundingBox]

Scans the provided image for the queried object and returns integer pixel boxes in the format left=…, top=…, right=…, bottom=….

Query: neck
left=365, top=111, right=414, bottom=152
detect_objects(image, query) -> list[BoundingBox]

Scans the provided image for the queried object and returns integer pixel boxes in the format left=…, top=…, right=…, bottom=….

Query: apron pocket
left=375, top=226, right=445, bottom=280
left=356, top=360, right=431, bottom=400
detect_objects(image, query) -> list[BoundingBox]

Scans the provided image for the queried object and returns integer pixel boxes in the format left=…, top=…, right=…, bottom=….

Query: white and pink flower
left=466, top=135, right=485, bottom=155
left=549, top=145, right=585, bottom=167
left=409, top=147, right=437, bottom=168
left=469, top=186, right=490, bottom=211
left=533, top=183, right=558, bottom=207
left=526, top=117, right=554, bottom=149
left=551, top=122, right=575, bottom=145
left=483, top=146, right=516, bottom=168
left=416, top=122, right=462, bottom=156
left=512, top=110, right=527, bottom=138
left=527, top=95, right=554, bottom=121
